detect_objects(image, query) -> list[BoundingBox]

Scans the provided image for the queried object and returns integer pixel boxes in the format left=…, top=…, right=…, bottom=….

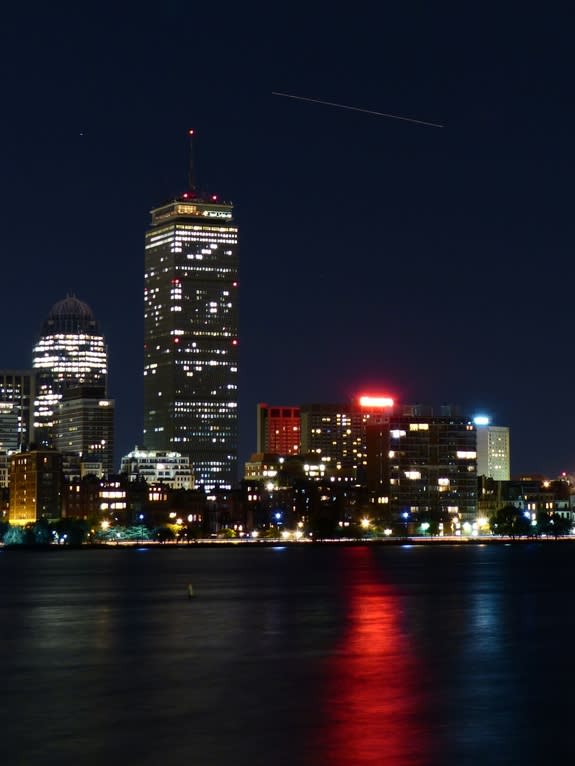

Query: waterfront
left=1, top=544, right=574, bottom=765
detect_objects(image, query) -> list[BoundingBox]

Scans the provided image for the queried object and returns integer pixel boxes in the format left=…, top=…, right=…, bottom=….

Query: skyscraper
left=32, top=295, right=108, bottom=446
left=143, top=132, right=239, bottom=491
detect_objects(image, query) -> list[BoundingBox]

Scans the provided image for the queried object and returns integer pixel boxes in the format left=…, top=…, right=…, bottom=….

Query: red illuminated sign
left=359, top=395, right=394, bottom=409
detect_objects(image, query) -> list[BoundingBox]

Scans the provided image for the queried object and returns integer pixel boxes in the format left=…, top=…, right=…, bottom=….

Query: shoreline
left=2, top=536, right=575, bottom=551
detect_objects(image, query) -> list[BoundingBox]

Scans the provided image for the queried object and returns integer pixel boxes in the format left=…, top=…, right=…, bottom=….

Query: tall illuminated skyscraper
left=32, top=295, right=108, bottom=446
left=143, top=132, right=239, bottom=491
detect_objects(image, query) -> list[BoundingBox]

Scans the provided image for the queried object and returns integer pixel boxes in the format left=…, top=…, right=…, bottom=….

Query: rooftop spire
left=188, top=128, right=196, bottom=193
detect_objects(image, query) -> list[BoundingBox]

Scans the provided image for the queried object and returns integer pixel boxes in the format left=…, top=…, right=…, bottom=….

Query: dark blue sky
left=1, top=4, right=573, bottom=477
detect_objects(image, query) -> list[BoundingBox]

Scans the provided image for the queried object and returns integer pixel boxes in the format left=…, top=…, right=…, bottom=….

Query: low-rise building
left=120, top=447, right=194, bottom=490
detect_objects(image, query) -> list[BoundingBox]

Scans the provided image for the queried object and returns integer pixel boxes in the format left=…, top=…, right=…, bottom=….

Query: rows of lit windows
left=146, top=223, right=237, bottom=238
left=146, top=268, right=235, bottom=282
left=146, top=263, right=236, bottom=280
left=35, top=334, right=105, bottom=343
left=35, top=348, right=105, bottom=359
left=146, top=237, right=223, bottom=251
left=32, top=327, right=108, bottom=440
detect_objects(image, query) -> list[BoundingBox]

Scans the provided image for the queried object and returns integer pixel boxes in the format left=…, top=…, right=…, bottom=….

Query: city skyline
left=1, top=5, right=574, bottom=477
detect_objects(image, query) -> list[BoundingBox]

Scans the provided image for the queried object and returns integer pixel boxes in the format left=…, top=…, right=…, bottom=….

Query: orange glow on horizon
left=359, top=395, right=394, bottom=408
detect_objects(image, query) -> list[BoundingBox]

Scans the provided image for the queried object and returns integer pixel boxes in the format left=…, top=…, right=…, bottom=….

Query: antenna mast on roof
left=188, top=129, right=196, bottom=193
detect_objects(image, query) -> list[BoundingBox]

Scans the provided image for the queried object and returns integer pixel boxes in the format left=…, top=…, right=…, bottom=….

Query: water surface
left=1, top=543, right=574, bottom=765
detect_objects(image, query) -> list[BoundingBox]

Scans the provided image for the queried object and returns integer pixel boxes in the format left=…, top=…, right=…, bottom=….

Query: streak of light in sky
left=272, top=91, right=444, bottom=128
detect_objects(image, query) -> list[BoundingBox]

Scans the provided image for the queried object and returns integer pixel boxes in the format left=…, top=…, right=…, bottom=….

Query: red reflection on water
left=312, top=547, right=433, bottom=766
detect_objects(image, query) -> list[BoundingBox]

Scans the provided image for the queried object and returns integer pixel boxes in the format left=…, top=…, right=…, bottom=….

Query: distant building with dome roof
left=32, top=295, right=110, bottom=461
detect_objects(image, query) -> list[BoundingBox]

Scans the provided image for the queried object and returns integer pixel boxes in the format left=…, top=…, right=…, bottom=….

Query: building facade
left=120, top=447, right=194, bottom=490
left=0, top=452, right=9, bottom=489
left=0, top=369, right=36, bottom=452
left=9, top=449, right=62, bottom=524
left=299, top=396, right=394, bottom=482
left=475, top=422, right=510, bottom=480
left=143, top=148, right=239, bottom=491
left=387, top=414, right=477, bottom=523
left=32, top=296, right=108, bottom=446
left=298, top=398, right=478, bottom=521
left=256, top=404, right=301, bottom=455
left=54, top=386, right=115, bottom=478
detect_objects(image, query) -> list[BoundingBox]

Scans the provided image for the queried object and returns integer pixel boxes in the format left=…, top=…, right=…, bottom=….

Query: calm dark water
left=1, top=542, right=574, bottom=765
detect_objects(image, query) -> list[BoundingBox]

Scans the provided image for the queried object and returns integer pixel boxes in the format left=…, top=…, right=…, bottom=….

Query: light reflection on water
left=1, top=544, right=575, bottom=765
left=312, top=546, right=434, bottom=765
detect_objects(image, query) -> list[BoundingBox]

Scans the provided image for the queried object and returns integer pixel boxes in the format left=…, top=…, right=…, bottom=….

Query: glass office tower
left=143, top=179, right=239, bottom=491
left=32, top=295, right=108, bottom=446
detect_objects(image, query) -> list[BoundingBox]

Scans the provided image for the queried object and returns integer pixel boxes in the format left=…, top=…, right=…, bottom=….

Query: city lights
left=358, top=395, right=394, bottom=408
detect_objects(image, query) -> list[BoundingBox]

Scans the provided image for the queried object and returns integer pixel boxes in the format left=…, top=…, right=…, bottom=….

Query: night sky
left=1, top=4, right=573, bottom=477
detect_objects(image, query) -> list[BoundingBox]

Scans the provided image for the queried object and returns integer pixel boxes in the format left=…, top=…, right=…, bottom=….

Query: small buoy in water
left=187, top=583, right=195, bottom=599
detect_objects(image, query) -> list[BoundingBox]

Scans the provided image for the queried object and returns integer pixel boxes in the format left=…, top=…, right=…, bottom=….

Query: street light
left=402, top=511, right=409, bottom=537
